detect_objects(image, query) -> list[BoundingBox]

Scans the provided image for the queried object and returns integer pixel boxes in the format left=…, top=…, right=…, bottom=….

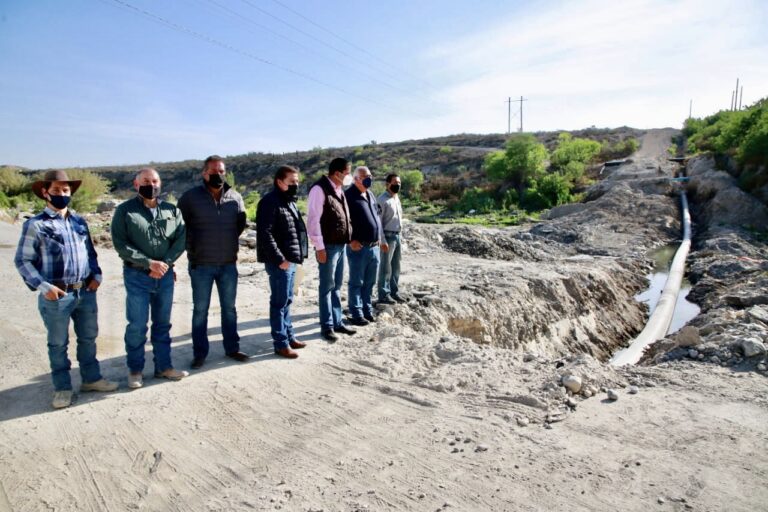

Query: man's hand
left=316, top=249, right=327, bottom=264
left=350, top=240, right=362, bottom=252
left=279, top=260, right=290, bottom=270
left=148, top=270, right=164, bottom=279
left=381, top=242, right=389, bottom=253
left=149, top=260, right=169, bottom=275
left=86, top=279, right=100, bottom=291
left=44, top=286, right=66, bottom=301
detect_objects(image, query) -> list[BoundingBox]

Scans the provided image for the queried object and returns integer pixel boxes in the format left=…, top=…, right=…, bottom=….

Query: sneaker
left=378, top=297, right=396, bottom=305
left=127, top=372, right=143, bottom=389
left=349, top=317, right=370, bottom=327
left=80, top=378, right=119, bottom=393
left=154, top=368, right=189, bottom=381
left=52, top=390, right=73, bottom=409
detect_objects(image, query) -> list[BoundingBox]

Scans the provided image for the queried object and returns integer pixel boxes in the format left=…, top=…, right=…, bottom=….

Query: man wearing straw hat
left=14, top=170, right=119, bottom=409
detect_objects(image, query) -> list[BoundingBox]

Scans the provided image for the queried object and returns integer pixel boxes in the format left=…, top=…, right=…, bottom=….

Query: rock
left=474, top=444, right=489, bottom=452
left=606, top=389, right=619, bottom=401
left=96, top=199, right=119, bottom=213
left=565, top=397, right=578, bottom=408
left=757, top=363, right=767, bottom=372
left=747, top=305, right=768, bottom=324
left=523, top=352, right=536, bottom=362
left=237, top=265, right=256, bottom=276
left=627, top=386, right=639, bottom=395
left=710, top=356, right=721, bottom=364
left=688, top=349, right=699, bottom=359
left=546, top=411, right=567, bottom=423
left=676, top=326, right=701, bottom=347
left=516, top=417, right=530, bottom=427
left=561, top=375, right=583, bottom=394
left=658, top=497, right=665, bottom=504
left=581, top=388, right=593, bottom=398
left=741, top=338, right=767, bottom=358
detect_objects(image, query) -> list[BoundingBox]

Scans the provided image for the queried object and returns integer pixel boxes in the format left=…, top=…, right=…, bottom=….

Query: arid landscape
left=1, top=130, right=767, bottom=512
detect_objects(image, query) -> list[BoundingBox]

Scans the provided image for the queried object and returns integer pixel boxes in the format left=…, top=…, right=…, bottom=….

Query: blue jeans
left=318, top=244, right=346, bottom=330
left=38, top=289, right=103, bottom=391
left=378, top=232, right=401, bottom=300
left=347, top=245, right=380, bottom=319
left=265, top=262, right=296, bottom=350
left=189, top=263, right=240, bottom=359
left=123, top=267, right=175, bottom=373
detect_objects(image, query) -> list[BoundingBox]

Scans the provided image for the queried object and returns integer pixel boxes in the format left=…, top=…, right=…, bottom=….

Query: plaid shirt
left=14, top=207, right=102, bottom=294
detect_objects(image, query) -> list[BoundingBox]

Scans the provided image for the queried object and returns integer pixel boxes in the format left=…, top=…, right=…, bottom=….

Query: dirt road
left=1, top=130, right=767, bottom=511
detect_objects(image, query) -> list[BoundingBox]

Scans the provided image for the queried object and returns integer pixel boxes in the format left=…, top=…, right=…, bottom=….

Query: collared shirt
left=307, top=175, right=344, bottom=251
left=377, top=191, right=403, bottom=233
left=15, top=207, right=102, bottom=294
left=111, top=196, right=186, bottom=268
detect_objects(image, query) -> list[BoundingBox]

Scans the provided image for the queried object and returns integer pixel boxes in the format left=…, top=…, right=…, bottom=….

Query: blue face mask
left=48, top=194, right=71, bottom=210
left=362, top=177, right=373, bottom=189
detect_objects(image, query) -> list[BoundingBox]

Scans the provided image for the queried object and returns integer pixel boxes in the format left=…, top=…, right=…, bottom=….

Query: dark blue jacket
left=255, top=188, right=308, bottom=264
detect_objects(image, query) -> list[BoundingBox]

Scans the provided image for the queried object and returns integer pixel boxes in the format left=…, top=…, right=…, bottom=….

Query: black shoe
left=378, top=297, right=396, bottom=305
left=226, top=351, right=249, bottom=362
left=349, top=317, right=370, bottom=326
left=364, top=313, right=376, bottom=322
left=190, top=358, right=205, bottom=370
left=321, top=329, right=338, bottom=342
left=334, top=324, right=357, bottom=335
left=392, top=294, right=407, bottom=303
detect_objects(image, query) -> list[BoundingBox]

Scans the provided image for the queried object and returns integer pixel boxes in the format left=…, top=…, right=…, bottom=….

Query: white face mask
left=342, top=174, right=353, bottom=187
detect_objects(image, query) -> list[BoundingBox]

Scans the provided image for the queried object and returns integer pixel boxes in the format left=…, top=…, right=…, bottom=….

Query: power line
left=101, top=0, right=394, bottom=109
left=267, top=0, right=434, bottom=90
left=195, top=0, right=409, bottom=95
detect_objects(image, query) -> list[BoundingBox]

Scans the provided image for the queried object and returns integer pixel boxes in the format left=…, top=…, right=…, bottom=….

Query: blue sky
left=1, top=0, right=767, bottom=168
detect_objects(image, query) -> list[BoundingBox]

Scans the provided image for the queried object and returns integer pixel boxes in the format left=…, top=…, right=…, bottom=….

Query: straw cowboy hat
left=31, top=170, right=82, bottom=200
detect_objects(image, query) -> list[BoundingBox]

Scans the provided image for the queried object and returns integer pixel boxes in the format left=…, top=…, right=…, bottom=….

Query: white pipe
left=610, top=192, right=692, bottom=366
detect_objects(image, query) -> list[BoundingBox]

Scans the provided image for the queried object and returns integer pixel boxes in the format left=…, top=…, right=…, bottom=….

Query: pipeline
left=610, top=190, right=692, bottom=366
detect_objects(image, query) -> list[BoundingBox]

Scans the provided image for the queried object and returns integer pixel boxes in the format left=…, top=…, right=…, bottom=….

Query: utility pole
left=734, top=78, right=739, bottom=110
left=519, top=95, right=525, bottom=132
left=731, top=90, right=735, bottom=111
left=506, top=97, right=512, bottom=134
left=688, top=99, right=692, bottom=119
left=739, top=85, right=743, bottom=110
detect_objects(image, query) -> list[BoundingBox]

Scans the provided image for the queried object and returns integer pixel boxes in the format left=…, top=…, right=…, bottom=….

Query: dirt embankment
left=1, top=129, right=768, bottom=512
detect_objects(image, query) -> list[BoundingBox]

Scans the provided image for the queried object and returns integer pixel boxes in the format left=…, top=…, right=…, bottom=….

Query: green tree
left=244, top=190, right=261, bottom=221
left=0, top=166, right=29, bottom=195
left=484, top=134, right=548, bottom=195
left=399, top=169, right=424, bottom=200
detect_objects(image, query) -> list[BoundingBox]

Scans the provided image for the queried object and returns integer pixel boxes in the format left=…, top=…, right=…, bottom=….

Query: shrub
left=537, top=173, right=571, bottom=207
left=550, top=133, right=601, bottom=170
left=453, top=187, right=497, bottom=213
left=0, top=166, right=29, bottom=195
left=244, top=190, right=261, bottom=221
left=400, top=169, right=424, bottom=200
left=439, top=146, right=453, bottom=154
left=49, top=169, right=110, bottom=213
left=484, top=134, right=548, bottom=194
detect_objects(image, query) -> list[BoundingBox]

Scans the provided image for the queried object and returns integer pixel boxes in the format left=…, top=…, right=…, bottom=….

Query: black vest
left=312, top=177, right=351, bottom=245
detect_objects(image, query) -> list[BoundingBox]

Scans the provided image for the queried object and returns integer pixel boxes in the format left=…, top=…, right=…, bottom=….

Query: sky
left=1, top=0, right=767, bottom=169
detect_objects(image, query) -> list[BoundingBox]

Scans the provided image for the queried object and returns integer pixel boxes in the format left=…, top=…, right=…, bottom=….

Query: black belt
left=365, top=241, right=379, bottom=247
left=384, top=230, right=400, bottom=235
left=51, top=280, right=84, bottom=292
left=124, top=261, right=152, bottom=274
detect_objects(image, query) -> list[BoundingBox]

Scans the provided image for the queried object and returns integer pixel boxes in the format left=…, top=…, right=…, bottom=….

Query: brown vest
left=312, top=176, right=352, bottom=245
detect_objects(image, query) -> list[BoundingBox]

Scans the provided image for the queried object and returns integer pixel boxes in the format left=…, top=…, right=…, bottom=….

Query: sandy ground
left=1, top=130, right=768, bottom=511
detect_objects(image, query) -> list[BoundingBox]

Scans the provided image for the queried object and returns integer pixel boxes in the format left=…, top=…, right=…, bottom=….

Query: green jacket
left=111, top=196, right=186, bottom=268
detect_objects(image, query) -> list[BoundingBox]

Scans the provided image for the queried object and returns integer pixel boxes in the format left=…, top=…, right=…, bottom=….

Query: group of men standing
left=14, top=155, right=403, bottom=409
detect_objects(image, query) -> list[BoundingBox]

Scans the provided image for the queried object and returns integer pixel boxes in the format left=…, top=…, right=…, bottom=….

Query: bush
left=439, top=146, right=453, bottom=154
left=452, top=187, right=497, bottom=213
left=484, top=134, right=548, bottom=194
left=56, top=169, right=109, bottom=213
left=244, top=190, right=261, bottom=221
left=0, top=166, right=29, bottom=195
left=400, top=169, right=424, bottom=200
left=0, top=190, right=10, bottom=208
left=550, top=133, right=601, bottom=170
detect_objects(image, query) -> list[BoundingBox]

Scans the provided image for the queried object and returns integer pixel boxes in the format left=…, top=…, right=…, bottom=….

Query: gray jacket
left=178, top=182, right=246, bottom=265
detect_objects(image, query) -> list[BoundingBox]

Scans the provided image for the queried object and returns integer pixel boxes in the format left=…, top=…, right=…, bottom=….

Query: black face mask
left=207, top=173, right=224, bottom=188
left=285, top=184, right=298, bottom=198
left=138, top=185, right=160, bottom=200
left=390, top=184, right=401, bottom=194
left=47, top=194, right=71, bottom=210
